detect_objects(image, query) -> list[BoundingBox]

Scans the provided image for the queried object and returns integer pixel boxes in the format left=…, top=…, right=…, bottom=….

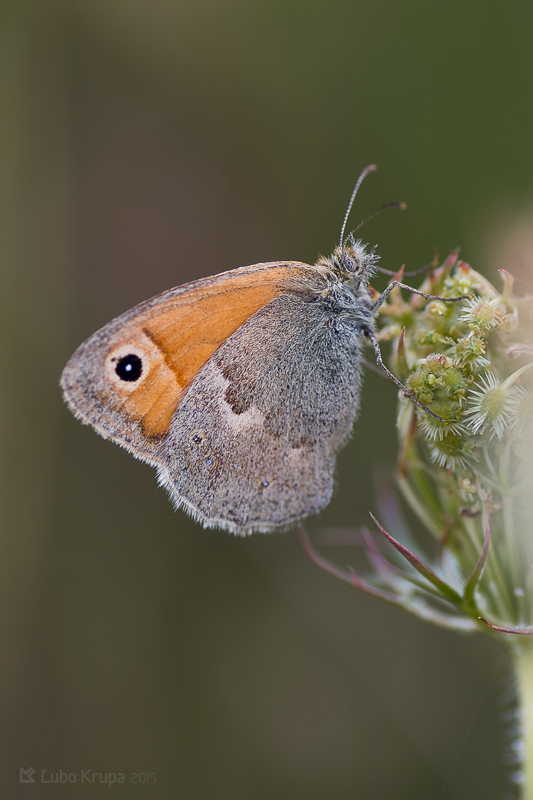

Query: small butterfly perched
left=61, top=166, right=466, bottom=535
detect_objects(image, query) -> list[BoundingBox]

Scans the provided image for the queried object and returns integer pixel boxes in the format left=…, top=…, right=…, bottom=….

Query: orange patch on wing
left=106, top=332, right=183, bottom=439
left=110, top=265, right=306, bottom=439
left=142, top=282, right=282, bottom=388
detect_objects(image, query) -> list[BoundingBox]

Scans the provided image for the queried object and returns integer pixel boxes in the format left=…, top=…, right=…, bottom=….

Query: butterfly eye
left=345, top=255, right=359, bottom=273
left=339, top=252, right=360, bottom=274
left=114, top=353, right=143, bottom=382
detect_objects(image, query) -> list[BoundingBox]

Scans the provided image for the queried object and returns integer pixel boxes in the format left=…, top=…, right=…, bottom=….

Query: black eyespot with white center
left=114, top=353, right=143, bottom=382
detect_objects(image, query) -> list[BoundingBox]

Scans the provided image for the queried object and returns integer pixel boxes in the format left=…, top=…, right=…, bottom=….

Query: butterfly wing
left=61, top=262, right=318, bottom=464
left=61, top=260, right=365, bottom=533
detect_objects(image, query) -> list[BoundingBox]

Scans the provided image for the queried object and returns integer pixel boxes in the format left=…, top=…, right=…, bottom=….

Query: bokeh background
left=2, top=1, right=532, bottom=797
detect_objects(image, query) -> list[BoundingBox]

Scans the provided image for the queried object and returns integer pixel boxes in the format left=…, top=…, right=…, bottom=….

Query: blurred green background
left=2, top=0, right=530, bottom=797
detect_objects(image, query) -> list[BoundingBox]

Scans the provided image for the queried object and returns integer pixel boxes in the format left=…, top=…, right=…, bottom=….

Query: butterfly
left=61, top=166, right=465, bottom=534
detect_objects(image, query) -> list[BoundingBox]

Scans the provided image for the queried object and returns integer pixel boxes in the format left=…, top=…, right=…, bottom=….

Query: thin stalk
left=514, top=641, right=533, bottom=799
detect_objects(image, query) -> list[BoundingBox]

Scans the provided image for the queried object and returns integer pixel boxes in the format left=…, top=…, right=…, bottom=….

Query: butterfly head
left=318, top=237, right=379, bottom=290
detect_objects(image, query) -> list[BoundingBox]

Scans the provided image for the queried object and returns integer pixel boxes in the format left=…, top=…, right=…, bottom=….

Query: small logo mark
left=20, top=767, right=36, bottom=783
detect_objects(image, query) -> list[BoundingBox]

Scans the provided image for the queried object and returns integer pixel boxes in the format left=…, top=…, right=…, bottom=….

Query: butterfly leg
left=361, top=327, right=446, bottom=423
left=371, top=281, right=470, bottom=313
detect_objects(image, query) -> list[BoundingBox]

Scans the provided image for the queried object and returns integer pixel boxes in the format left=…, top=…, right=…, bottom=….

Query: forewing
left=60, top=262, right=315, bottom=464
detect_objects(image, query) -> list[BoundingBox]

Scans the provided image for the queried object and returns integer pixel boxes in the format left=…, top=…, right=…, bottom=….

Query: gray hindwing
left=160, top=291, right=364, bottom=533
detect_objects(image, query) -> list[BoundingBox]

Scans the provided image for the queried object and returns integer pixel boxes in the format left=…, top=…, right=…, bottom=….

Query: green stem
left=514, top=641, right=533, bottom=799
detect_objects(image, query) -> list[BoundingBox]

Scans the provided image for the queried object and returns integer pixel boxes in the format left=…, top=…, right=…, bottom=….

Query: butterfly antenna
left=347, top=201, right=407, bottom=242
left=339, top=164, right=377, bottom=248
